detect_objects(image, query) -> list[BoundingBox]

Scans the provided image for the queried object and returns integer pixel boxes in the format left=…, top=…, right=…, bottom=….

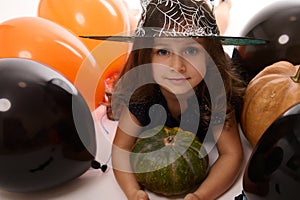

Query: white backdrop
left=0, top=0, right=291, bottom=35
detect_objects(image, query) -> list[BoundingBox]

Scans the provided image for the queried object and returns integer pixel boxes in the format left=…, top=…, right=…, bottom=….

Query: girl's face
left=151, top=38, right=206, bottom=95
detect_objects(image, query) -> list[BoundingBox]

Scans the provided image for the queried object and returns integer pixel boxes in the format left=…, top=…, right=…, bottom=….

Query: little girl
left=108, top=0, right=257, bottom=199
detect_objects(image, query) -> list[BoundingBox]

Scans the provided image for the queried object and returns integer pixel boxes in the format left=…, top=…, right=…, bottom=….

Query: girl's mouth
left=167, top=77, right=190, bottom=84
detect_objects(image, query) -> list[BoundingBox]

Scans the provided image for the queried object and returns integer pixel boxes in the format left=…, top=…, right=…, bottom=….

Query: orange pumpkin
left=241, top=61, right=300, bottom=147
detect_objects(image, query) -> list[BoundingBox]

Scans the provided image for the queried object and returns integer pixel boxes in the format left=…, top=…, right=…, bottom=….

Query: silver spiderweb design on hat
left=135, top=0, right=219, bottom=37
left=79, top=0, right=267, bottom=45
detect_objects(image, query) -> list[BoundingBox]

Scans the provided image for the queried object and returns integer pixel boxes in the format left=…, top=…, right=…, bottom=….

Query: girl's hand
left=184, top=193, right=201, bottom=200
left=129, top=190, right=149, bottom=200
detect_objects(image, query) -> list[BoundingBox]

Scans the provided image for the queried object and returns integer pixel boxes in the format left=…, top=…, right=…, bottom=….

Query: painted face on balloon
left=0, top=58, right=96, bottom=192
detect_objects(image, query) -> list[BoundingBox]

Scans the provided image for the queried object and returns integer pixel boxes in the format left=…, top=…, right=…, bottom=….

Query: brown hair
left=112, top=0, right=245, bottom=127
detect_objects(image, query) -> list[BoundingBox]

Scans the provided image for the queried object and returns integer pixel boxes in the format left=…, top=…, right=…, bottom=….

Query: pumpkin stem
left=290, top=66, right=300, bottom=83
left=164, top=136, right=175, bottom=146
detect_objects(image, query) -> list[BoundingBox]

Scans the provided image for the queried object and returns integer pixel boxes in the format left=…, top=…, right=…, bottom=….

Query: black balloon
left=232, top=1, right=300, bottom=83
left=0, top=58, right=96, bottom=192
left=243, top=103, right=300, bottom=200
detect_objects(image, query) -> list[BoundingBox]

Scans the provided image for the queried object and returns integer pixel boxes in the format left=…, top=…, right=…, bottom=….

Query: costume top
left=129, top=85, right=224, bottom=142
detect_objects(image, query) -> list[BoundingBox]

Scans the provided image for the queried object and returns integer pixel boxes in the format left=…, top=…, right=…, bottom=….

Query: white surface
left=0, top=106, right=253, bottom=200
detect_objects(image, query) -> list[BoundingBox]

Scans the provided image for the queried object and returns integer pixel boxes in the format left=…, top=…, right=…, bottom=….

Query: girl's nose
left=171, top=54, right=186, bottom=72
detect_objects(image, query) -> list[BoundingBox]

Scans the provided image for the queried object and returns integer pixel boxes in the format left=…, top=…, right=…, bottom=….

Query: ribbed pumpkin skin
left=241, top=61, right=300, bottom=147
left=130, top=126, right=209, bottom=196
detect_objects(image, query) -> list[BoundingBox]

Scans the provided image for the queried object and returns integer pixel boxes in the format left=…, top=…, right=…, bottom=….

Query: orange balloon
left=38, top=0, right=133, bottom=108
left=38, top=0, right=132, bottom=51
left=0, top=17, right=101, bottom=110
left=96, top=54, right=127, bottom=105
left=76, top=40, right=131, bottom=108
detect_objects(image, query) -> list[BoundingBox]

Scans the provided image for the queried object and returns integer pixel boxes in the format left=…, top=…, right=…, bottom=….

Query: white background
left=0, top=0, right=290, bottom=35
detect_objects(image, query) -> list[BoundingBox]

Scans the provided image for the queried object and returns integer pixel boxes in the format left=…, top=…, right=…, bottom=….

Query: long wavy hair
left=112, top=0, right=245, bottom=127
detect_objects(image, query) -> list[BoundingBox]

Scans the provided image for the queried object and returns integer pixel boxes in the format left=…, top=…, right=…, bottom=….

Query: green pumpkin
left=130, top=126, right=209, bottom=196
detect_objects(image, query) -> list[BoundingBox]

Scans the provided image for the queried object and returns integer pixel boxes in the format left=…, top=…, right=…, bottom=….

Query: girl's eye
left=185, top=47, right=199, bottom=55
left=156, top=49, right=169, bottom=56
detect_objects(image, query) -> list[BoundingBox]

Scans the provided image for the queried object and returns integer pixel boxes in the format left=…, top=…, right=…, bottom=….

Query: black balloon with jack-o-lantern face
left=0, top=58, right=96, bottom=192
left=243, top=103, right=300, bottom=200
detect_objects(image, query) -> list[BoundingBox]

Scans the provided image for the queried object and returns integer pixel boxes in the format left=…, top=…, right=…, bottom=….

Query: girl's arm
left=185, top=113, right=244, bottom=200
left=112, top=108, right=149, bottom=200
